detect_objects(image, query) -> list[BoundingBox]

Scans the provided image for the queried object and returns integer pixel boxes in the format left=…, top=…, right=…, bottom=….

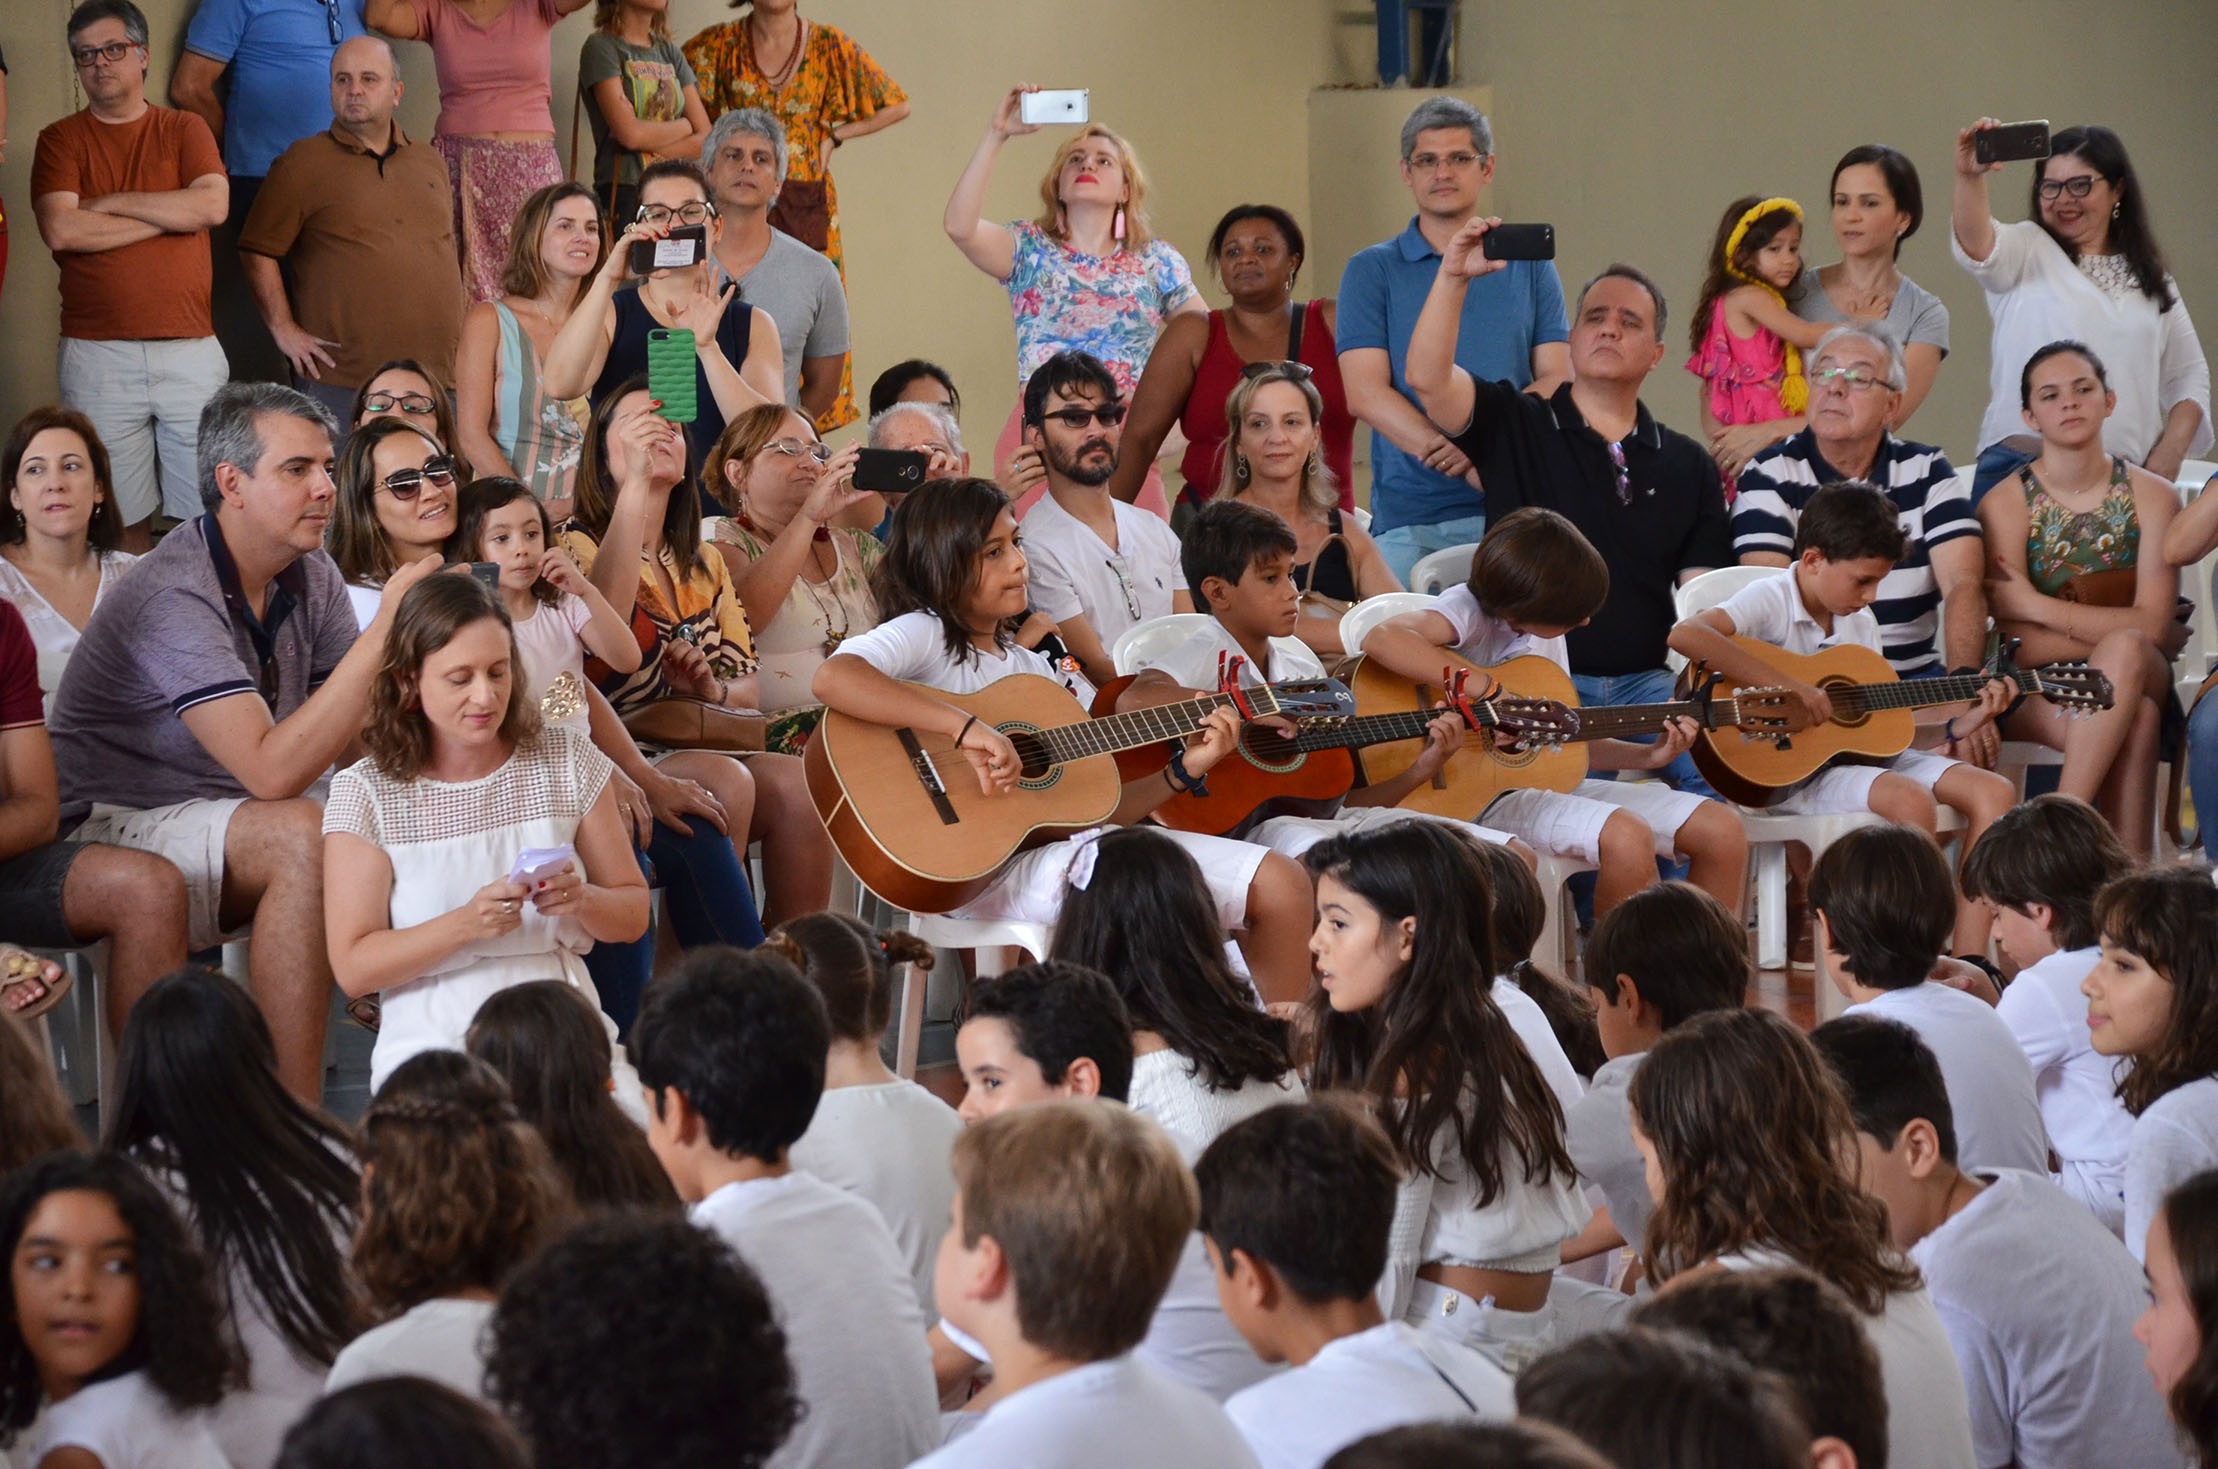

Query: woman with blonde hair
left=1214, top=363, right=1399, bottom=655
left=945, top=88, right=1201, bottom=517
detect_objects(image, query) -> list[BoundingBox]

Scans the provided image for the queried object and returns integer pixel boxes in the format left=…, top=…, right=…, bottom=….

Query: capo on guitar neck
left=1443, top=666, right=1500, bottom=735
left=1216, top=651, right=1258, bottom=720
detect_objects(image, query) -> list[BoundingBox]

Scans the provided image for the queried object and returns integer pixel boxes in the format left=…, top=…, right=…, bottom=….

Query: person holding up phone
left=944, top=84, right=1203, bottom=520
left=1951, top=118, right=2209, bottom=500
left=540, top=157, right=783, bottom=500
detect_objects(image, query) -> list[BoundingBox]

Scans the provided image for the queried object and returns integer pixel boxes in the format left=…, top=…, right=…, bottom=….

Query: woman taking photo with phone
left=323, top=572, right=648, bottom=1091
left=1952, top=119, right=2209, bottom=499
left=944, top=85, right=1202, bottom=518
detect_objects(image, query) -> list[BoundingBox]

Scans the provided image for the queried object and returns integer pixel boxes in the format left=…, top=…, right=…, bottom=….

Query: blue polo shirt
left=184, top=0, right=364, bottom=178
left=1335, top=217, right=1568, bottom=534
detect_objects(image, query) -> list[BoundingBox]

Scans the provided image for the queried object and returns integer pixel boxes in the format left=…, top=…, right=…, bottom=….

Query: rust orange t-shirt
left=31, top=105, right=224, bottom=341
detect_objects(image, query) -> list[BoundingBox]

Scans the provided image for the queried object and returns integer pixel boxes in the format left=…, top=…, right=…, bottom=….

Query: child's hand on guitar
left=956, top=718, right=1024, bottom=796
left=1789, top=681, right=1834, bottom=727
left=1953, top=675, right=2017, bottom=740
left=1631, top=715, right=1700, bottom=769
left=1181, top=706, right=1244, bottom=778
left=1407, top=710, right=1464, bottom=781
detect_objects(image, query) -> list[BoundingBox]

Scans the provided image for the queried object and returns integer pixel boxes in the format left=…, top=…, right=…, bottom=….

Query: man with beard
left=1016, top=351, right=1191, bottom=686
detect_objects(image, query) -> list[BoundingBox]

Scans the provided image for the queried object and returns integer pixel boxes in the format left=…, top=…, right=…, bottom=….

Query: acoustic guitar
left=1093, top=669, right=1580, bottom=836
left=1686, top=638, right=2115, bottom=806
left=1347, top=652, right=1590, bottom=819
left=803, top=673, right=1355, bottom=912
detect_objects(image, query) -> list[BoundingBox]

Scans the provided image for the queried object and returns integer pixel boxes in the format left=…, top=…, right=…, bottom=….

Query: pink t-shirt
left=416, top=0, right=566, bottom=136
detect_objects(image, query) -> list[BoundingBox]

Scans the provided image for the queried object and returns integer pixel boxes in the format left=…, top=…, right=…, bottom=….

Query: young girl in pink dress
left=1687, top=196, right=1834, bottom=496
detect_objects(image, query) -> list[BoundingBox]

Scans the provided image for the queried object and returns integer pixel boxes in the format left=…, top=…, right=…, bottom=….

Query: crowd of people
left=3, top=0, right=2218, bottom=1464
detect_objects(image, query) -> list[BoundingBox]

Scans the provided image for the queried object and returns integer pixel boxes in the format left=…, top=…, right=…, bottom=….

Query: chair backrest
left=1409, top=542, right=1479, bottom=596
left=1668, top=565, right=1775, bottom=672
left=1347, top=505, right=1373, bottom=531
left=1337, top=591, right=1438, bottom=658
left=1111, top=613, right=1217, bottom=676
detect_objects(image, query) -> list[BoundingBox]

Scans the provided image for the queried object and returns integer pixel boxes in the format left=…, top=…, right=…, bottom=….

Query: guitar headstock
left=2026, top=661, right=2116, bottom=714
left=1261, top=678, right=1356, bottom=718
left=1726, top=686, right=1814, bottom=740
left=1490, top=697, right=1580, bottom=749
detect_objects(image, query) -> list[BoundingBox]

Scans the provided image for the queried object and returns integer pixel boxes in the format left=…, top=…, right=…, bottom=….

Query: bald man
left=238, top=35, right=465, bottom=442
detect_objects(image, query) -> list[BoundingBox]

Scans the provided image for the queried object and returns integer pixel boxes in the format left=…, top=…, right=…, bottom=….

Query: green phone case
left=646, top=328, right=698, bottom=424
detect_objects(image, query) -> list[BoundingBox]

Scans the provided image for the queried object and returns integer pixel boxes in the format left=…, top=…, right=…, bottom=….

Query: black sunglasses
left=1240, top=360, right=1315, bottom=382
left=1038, top=405, right=1128, bottom=430
left=379, top=455, right=458, bottom=500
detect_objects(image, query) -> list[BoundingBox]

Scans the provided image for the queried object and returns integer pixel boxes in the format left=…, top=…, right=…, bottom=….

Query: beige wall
left=3, top=0, right=2213, bottom=471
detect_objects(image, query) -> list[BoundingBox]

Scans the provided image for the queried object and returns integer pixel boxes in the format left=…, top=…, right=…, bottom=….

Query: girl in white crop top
left=1302, top=821, right=1586, bottom=1369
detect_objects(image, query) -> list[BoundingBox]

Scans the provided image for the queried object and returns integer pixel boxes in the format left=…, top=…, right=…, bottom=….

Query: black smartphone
left=852, top=448, right=929, bottom=495
left=1482, top=224, right=1555, bottom=262
left=1975, top=120, right=2051, bottom=166
left=467, top=562, right=500, bottom=589
left=629, top=224, right=708, bottom=276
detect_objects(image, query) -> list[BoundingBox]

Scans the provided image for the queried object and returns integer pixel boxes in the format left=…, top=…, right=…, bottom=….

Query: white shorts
left=1767, top=748, right=1959, bottom=817
left=1405, top=1276, right=1558, bottom=1377
left=73, top=797, right=246, bottom=950
left=1481, top=779, right=1712, bottom=866
left=1248, top=806, right=1516, bottom=862
left=952, top=826, right=1268, bottom=932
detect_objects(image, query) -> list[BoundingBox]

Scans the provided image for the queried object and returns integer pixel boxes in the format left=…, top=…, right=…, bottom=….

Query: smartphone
left=853, top=448, right=929, bottom=496
left=507, top=844, right=575, bottom=886
left=628, top=224, right=707, bottom=277
left=1975, top=120, right=2051, bottom=166
left=467, top=562, right=500, bottom=589
left=646, top=328, right=698, bottom=425
left=1019, top=89, right=1089, bottom=127
left=1482, top=224, right=1556, bottom=262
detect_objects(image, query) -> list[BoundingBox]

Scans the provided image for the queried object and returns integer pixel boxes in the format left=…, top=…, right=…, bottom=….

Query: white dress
left=0, top=549, right=138, bottom=696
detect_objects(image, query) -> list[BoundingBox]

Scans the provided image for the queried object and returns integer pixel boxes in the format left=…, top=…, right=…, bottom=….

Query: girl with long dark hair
left=2141, top=1169, right=2218, bottom=1466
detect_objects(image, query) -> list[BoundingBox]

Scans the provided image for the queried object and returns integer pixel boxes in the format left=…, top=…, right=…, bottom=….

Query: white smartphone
left=508, top=844, right=576, bottom=886
left=1019, top=89, right=1089, bottom=127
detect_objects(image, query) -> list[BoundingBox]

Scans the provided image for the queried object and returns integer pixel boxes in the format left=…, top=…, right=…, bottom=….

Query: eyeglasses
left=765, top=438, right=832, bottom=463
left=318, top=0, right=343, bottom=44
left=1812, top=366, right=1895, bottom=393
left=70, top=39, right=141, bottom=68
left=2037, top=176, right=2100, bottom=201
left=1040, top=405, right=1128, bottom=430
left=1103, top=558, right=1142, bottom=621
left=1240, top=360, right=1315, bottom=383
left=1606, top=439, right=1632, bottom=507
left=1407, top=151, right=1485, bottom=174
left=379, top=455, right=458, bottom=500
left=364, top=391, right=437, bottom=417
left=636, top=201, right=717, bottom=227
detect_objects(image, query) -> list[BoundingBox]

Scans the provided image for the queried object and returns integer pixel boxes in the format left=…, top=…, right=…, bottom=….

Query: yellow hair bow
left=1723, top=197, right=1809, bottom=414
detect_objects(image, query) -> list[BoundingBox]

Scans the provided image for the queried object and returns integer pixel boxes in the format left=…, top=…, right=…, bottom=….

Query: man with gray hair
left=48, top=382, right=440, bottom=1101
left=1734, top=325, right=1992, bottom=760
left=867, top=400, right=969, bottom=529
left=1337, top=95, right=1569, bottom=583
left=33, top=0, right=230, bottom=550
left=704, top=108, right=851, bottom=426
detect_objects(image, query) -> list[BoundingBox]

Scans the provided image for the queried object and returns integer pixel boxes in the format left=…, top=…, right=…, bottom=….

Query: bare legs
left=1239, top=852, right=1316, bottom=1007
left=2006, top=628, right=2164, bottom=859
left=740, top=753, right=833, bottom=928
left=64, top=844, right=189, bottom=1041
left=218, top=798, right=331, bottom=1102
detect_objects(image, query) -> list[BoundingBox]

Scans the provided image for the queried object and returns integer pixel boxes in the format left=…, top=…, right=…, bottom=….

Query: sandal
left=0, top=947, right=73, bottom=1025
left=344, top=994, right=383, bottom=1033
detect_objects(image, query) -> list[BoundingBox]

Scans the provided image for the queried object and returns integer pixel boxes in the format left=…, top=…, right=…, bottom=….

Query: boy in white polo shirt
left=1016, top=350, right=1188, bottom=687
left=1808, top=823, right=2050, bottom=1177
left=914, top=1099, right=1259, bottom=1469
left=1668, top=480, right=2017, bottom=957
left=1198, top=1098, right=1512, bottom=1469
left=1959, top=794, right=2139, bottom=1234
left=1813, top=1015, right=2187, bottom=1469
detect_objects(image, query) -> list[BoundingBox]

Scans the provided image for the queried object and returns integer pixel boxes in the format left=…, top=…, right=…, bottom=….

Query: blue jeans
left=2190, top=690, right=2218, bottom=848
left=1970, top=442, right=2038, bottom=505
left=583, top=813, right=765, bottom=1037
left=1375, top=513, right=1487, bottom=588
left=1569, top=667, right=1717, bottom=800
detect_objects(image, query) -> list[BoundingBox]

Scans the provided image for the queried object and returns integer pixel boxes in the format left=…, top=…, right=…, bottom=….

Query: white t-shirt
left=1844, top=983, right=2051, bottom=1176
left=1996, top=945, right=2132, bottom=1233
left=1491, top=976, right=1585, bottom=1116
left=1428, top=583, right=1567, bottom=668
left=1565, top=1051, right=1650, bottom=1251
left=1380, top=1109, right=1589, bottom=1321
left=692, top=1171, right=939, bottom=1469
left=1023, top=490, right=1183, bottom=646
left=2127, top=1075, right=2218, bottom=1264
left=26, top=1370, right=228, bottom=1469
left=0, top=550, right=137, bottom=697
left=1222, top=1321, right=1513, bottom=1469
left=1143, top=618, right=1327, bottom=691
left=837, top=608, right=1093, bottom=704
left=788, top=1080, right=962, bottom=1315
left=1129, top=1051, right=1304, bottom=1401
left=1720, top=1248, right=1976, bottom=1469
left=510, top=592, right=597, bottom=733
left=909, top=1354, right=1260, bottom=1469
left=1952, top=217, right=2211, bottom=462
left=1909, top=1169, right=2187, bottom=1469
left=1715, top=565, right=1883, bottom=655
left=324, top=1296, right=495, bottom=1401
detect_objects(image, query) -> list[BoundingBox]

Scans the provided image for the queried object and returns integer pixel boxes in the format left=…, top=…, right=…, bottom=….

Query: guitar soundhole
left=1821, top=677, right=1870, bottom=729
left=1002, top=726, right=1060, bottom=788
left=1240, top=727, right=1304, bottom=774
left=1488, top=743, right=1539, bottom=770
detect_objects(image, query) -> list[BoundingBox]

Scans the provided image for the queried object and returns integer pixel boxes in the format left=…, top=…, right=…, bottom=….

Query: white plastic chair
left=901, top=914, right=1051, bottom=1080
left=1532, top=851, right=1595, bottom=975
left=1111, top=614, right=1217, bottom=677
left=2174, top=464, right=2218, bottom=708
left=1408, top=543, right=1478, bottom=596
left=1336, top=592, right=1438, bottom=661
left=1665, top=565, right=1773, bottom=673
left=1348, top=505, right=1372, bottom=531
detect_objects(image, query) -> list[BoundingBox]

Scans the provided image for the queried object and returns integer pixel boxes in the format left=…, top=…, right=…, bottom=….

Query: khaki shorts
left=73, top=798, right=246, bottom=950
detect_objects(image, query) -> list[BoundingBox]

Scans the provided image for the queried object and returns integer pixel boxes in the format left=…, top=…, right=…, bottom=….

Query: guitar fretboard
left=1028, top=687, right=1279, bottom=766
left=1826, top=669, right=2038, bottom=715
left=1565, top=699, right=1713, bottom=742
left=1291, top=703, right=1496, bottom=753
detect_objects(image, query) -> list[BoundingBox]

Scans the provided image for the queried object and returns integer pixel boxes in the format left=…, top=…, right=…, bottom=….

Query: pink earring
left=1113, top=206, right=1126, bottom=244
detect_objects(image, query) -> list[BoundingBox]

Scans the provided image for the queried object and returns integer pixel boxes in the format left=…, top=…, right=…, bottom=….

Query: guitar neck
left=1290, top=704, right=1486, bottom=754
left=1034, top=688, right=1278, bottom=765
left=1826, top=668, right=2035, bottom=716
left=1565, top=699, right=1709, bottom=743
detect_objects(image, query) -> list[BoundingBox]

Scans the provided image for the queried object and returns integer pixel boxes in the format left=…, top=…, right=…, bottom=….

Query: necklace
left=749, top=14, right=806, bottom=90
left=2079, top=253, right=2137, bottom=302
left=794, top=535, right=853, bottom=654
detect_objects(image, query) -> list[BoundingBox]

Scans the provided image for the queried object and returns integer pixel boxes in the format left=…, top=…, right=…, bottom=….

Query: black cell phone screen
left=1482, top=224, right=1556, bottom=262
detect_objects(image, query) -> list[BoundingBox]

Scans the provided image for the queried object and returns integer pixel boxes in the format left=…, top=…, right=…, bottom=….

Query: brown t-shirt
left=31, top=106, right=224, bottom=341
left=238, top=125, right=466, bottom=389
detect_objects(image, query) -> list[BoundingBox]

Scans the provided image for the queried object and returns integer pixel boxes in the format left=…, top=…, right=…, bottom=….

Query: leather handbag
left=620, top=698, right=766, bottom=753
left=2056, top=567, right=2138, bottom=608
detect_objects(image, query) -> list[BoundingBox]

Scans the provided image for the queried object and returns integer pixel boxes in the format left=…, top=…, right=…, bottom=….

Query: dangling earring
left=1305, top=448, right=1321, bottom=477
left=2112, top=201, right=2122, bottom=220
left=1234, top=452, right=1250, bottom=484
left=1113, top=205, right=1127, bottom=245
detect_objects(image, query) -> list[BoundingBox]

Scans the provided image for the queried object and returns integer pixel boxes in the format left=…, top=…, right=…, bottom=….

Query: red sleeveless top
left=1178, top=300, right=1356, bottom=510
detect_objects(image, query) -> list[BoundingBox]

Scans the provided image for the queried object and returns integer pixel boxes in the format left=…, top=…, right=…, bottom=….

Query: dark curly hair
left=0, top=1151, right=242, bottom=1443
left=352, top=1051, right=569, bottom=1315
left=2095, top=868, right=2218, bottom=1117
left=275, top=1377, right=531, bottom=1469
left=632, top=947, right=830, bottom=1163
left=485, top=1211, right=802, bottom=1468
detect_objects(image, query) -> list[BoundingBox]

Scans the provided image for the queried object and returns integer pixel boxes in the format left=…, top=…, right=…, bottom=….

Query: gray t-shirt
left=1565, top=1052, right=1651, bottom=1251
left=714, top=229, right=850, bottom=403
left=578, top=32, right=695, bottom=191
left=1788, top=264, right=1951, bottom=354
left=49, top=515, right=359, bottom=821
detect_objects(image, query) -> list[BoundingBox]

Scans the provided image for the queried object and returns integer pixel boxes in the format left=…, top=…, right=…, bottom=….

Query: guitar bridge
left=897, top=727, right=960, bottom=826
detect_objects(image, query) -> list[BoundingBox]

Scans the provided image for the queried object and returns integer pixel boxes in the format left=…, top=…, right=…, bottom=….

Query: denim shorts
left=0, top=841, right=86, bottom=948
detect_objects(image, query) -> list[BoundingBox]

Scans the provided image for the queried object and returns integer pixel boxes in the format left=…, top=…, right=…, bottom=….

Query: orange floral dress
left=682, top=16, right=905, bottom=431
